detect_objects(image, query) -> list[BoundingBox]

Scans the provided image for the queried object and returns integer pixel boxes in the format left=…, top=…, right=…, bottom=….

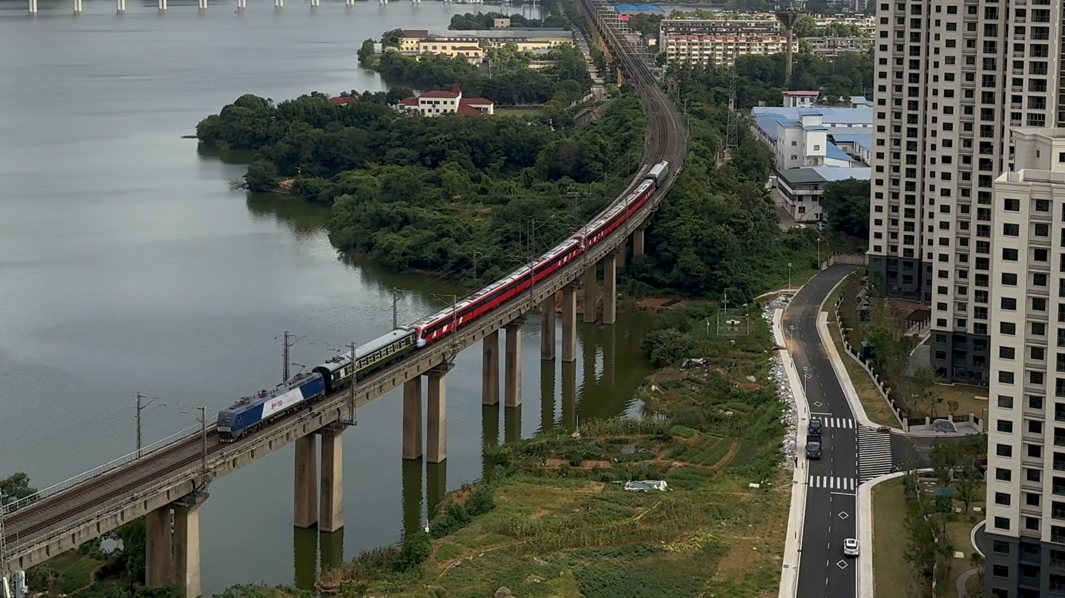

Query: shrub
left=466, top=487, right=495, bottom=517
left=395, top=531, right=432, bottom=572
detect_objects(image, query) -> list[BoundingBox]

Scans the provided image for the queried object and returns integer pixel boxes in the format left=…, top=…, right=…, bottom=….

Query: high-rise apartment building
left=866, top=0, right=1064, bottom=385
left=987, top=128, right=1065, bottom=598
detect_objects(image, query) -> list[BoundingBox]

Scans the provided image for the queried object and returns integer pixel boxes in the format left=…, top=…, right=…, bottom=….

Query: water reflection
left=401, top=458, right=423, bottom=539
left=292, top=526, right=318, bottom=591
left=561, top=362, right=577, bottom=429
left=481, top=403, right=499, bottom=480
left=425, top=461, right=447, bottom=520
left=539, top=360, right=556, bottom=434
left=320, top=528, right=345, bottom=574
left=504, top=405, right=522, bottom=444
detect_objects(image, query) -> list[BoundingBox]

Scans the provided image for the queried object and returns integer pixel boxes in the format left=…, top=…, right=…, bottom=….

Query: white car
left=843, top=538, right=860, bottom=557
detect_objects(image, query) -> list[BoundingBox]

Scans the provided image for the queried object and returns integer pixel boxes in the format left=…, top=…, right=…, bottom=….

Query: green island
left=8, top=11, right=880, bottom=598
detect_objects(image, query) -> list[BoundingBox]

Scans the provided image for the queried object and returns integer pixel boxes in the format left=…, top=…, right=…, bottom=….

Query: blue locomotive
left=216, top=329, right=417, bottom=442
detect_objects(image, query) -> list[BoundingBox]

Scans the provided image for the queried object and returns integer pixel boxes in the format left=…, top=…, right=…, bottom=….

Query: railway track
left=2, top=2, right=689, bottom=567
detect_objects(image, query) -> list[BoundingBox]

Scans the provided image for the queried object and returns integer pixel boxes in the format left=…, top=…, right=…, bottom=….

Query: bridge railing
left=3, top=424, right=201, bottom=514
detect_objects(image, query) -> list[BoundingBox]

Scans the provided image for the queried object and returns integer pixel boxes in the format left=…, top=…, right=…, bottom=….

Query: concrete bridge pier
left=116, top=0, right=126, bottom=11
left=561, top=285, right=577, bottom=363
left=310, top=0, right=320, bottom=7
left=197, top=0, right=206, bottom=10
left=482, top=330, right=499, bottom=406
left=157, top=0, right=166, bottom=10
left=540, top=295, right=556, bottom=361
left=633, top=227, right=646, bottom=258
left=275, top=0, right=283, bottom=9
left=236, top=0, right=246, bottom=9
left=28, top=0, right=37, bottom=14
left=144, top=493, right=207, bottom=598
left=504, top=320, right=523, bottom=408
left=402, top=377, right=423, bottom=460
left=319, top=427, right=344, bottom=533
left=72, top=0, right=83, bottom=13
left=426, top=363, right=451, bottom=464
left=582, top=266, right=597, bottom=323
left=603, top=253, right=617, bottom=325
left=293, top=434, right=318, bottom=528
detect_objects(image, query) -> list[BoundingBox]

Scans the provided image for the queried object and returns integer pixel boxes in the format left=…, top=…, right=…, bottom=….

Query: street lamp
left=787, top=262, right=793, bottom=290
left=803, top=366, right=811, bottom=397
left=816, top=237, right=822, bottom=270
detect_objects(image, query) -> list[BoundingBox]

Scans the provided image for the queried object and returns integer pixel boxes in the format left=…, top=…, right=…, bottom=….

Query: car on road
left=808, top=418, right=822, bottom=435
left=843, top=538, right=860, bottom=557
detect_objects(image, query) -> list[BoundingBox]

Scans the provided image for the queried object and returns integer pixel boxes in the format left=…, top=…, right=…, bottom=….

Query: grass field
left=826, top=314, right=900, bottom=428
left=930, top=384, right=988, bottom=431
left=314, top=302, right=792, bottom=598
left=872, top=478, right=909, bottom=598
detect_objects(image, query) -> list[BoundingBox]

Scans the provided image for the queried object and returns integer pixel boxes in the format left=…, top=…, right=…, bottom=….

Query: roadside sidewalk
left=774, top=308, right=811, bottom=598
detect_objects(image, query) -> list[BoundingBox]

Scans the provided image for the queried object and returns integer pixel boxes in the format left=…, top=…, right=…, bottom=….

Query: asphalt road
left=784, top=265, right=860, bottom=598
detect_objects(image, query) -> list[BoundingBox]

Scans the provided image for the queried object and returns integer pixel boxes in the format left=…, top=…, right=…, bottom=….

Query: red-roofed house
left=328, top=95, right=358, bottom=104
left=395, top=85, right=495, bottom=117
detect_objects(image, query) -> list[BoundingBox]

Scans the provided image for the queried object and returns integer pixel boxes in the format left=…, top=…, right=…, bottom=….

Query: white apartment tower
left=867, top=0, right=1065, bottom=386
left=987, top=128, right=1065, bottom=598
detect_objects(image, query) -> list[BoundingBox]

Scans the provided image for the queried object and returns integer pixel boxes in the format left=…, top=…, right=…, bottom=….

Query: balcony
left=1014, top=85, right=1025, bottom=92
left=1015, top=16, right=1027, bottom=23
left=1012, top=102, right=1024, bottom=108
left=1015, top=52, right=1026, bottom=58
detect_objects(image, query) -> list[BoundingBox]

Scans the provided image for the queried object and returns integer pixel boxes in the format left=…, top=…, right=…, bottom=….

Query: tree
left=821, top=178, right=870, bottom=239
left=244, top=159, right=278, bottom=193
left=0, top=472, right=37, bottom=506
left=357, top=39, right=376, bottom=66
left=380, top=28, right=405, bottom=48
left=930, top=439, right=964, bottom=486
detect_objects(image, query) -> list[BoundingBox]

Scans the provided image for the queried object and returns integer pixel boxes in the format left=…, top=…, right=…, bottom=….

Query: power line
left=136, top=392, right=166, bottom=458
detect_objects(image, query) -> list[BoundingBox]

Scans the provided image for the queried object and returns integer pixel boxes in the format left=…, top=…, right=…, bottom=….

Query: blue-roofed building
left=829, top=133, right=873, bottom=164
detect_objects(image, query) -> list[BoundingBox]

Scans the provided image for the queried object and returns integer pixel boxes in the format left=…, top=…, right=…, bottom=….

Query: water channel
left=0, top=3, right=657, bottom=592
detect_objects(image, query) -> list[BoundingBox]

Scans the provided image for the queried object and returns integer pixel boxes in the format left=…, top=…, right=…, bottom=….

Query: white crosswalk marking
left=858, top=426, right=894, bottom=482
left=811, top=416, right=855, bottom=429
left=808, top=475, right=856, bottom=491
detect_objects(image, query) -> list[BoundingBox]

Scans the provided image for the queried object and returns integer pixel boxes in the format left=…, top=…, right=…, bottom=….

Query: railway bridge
left=0, top=3, right=688, bottom=596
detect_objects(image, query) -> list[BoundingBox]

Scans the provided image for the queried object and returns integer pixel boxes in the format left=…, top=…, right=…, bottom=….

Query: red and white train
left=219, top=161, right=672, bottom=434
left=411, top=160, right=669, bottom=347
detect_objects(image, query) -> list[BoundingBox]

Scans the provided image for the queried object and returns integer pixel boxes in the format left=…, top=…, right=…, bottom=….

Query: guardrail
left=3, top=424, right=201, bottom=514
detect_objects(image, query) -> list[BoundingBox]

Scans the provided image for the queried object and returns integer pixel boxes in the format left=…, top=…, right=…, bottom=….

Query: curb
left=971, top=520, right=986, bottom=557
left=775, top=308, right=810, bottom=598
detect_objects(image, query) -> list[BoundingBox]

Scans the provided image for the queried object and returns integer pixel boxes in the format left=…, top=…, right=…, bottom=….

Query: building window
left=995, top=517, right=1011, bottom=531
left=998, top=420, right=1015, bottom=433
left=996, top=492, right=1012, bottom=506
left=998, top=444, right=1014, bottom=457
left=999, top=395, right=1015, bottom=408
left=993, top=564, right=1009, bottom=578
left=993, top=540, right=1010, bottom=554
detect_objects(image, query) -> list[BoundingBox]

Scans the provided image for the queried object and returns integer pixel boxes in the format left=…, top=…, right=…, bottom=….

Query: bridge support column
left=116, top=0, right=126, bottom=10
left=173, top=494, right=206, bottom=598
left=633, top=228, right=645, bottom=258
left=561, top=285, right=577, bottom=363
left=28, top=0, right=37, bottom=13
left=73, top=0, right=83, bottom=13
left=426, top=365, right=449, bottom=464
left=582, top=266, right=597, bottom=323
left=482, top=330, right=499, bottom=406
left=402, top=377, right=423, bottom=460
left=540, top=295, right=556, bottom=361
left=319, top=427, right=343, bottom=533
left=505, top=320, right=522, bottom=407
left=145, top=507, right=172, bottom=588
left=294, top=434, right=318, bottom=528
left=603, top=253, right=617, bottom=325
left=157, top=0, right=166, bottom=10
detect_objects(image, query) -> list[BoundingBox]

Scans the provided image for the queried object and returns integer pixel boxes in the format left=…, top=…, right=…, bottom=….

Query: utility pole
left=283, top=331, right=290, bottom=382
left=0, top=489, right=7, bottom=597
left=391, top=289, right=401, bottom=330
left=135, top=393, right=162, bottom=458
left=199, top=406, right=208, bottom=478
left=346, top=342, right=358, bottom=425
left=279, top=331, right=307, bottom=383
